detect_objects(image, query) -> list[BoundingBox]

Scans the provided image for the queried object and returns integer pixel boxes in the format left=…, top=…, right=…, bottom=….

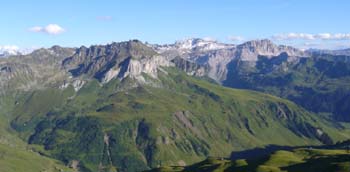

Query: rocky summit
left=1, top=38, right=350, bottom=172
left=0, top=39, right=307, bottom=93
left=0, top=40, right=172, bottom=93
left=152, top=38, right=307, bottom=82
left=2, top=2, right=349, bottom=172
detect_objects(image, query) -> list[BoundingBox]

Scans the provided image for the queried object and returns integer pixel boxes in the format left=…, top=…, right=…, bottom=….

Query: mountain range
left=0, top=39, right=350, bottom=172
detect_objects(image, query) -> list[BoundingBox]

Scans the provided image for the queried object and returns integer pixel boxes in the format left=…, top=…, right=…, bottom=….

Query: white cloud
left=228, top=36, right=244, bottom=42
left=29, top=24, right=65, bottom=35
left=29, top=26, right=43, bottom=32
left=299, top=42, right=350, bottom=50
left=316, top=33, right=350, bottom=40
left=272, top=33, right=314, bottom=40
left=202, top=37, right=217, bottom=42
left=272, top=33, right=350, bottom=41
left=315, top=33, right=331, bottom=40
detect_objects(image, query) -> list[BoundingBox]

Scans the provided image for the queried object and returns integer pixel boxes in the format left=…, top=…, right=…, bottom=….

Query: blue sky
left=0, top=0, right=349, bottom=50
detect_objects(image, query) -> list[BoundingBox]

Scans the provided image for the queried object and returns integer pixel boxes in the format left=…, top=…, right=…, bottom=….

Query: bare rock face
left=63, top=40, right=173, bottom=84
left=152, top=38, right=236, bottom=82
left=0, top=38, right=309, bottom=93
left=0, top=40, right=174, bottom=93
left=115, top=55, right=173, bottom=83
left=236, top=39, right=306, bottom=61
left=171, top=56, right=208, bottom=77
left=152, top=38, right=307, bottom=82
left=62, top=40, right=154, bottom=80
left=69, top=160, right=80, bottom=171
left=173, top=111, right=201, bottom=136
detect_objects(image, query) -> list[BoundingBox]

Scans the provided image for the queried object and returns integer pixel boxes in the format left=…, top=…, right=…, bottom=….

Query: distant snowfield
left=0, top=45, right=35, bottom=57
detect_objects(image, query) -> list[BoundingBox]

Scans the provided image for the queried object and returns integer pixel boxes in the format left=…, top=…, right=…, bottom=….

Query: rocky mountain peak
left=150, top=38, right=309, bottom=83
left=63, top=40, right=171, bottom=84
left=174, top=38, right=233, bottom=51
left=0, top=38, right=311, bottom=92
left=152, top=38, right=234, bottom=56
left=0, top=40, right=173, bottom=93
left=238, top=39, right=274, bottom=48
left=236, top=39, right=306, bottom=61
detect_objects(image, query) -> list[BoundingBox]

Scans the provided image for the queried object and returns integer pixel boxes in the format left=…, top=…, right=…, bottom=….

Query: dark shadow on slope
left=230, top=145, right=295, bottom=160
left=282, top=154, right=350, bottom=172
left=230, top=140, right=350, bottom=161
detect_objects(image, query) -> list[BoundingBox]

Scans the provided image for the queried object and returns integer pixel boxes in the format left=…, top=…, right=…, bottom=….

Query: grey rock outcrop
left=152, top=38, right=307, bottom=82
left=0, top=38, right=310, bottom=93
left=0, top=40, right=174, bottom=93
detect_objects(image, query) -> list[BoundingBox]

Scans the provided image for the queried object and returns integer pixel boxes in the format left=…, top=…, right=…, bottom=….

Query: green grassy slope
left=147, top=147, right=350, bottom=172
left=4, top=68, right=350, bottom=172
left=0, top=92, right=74, bottom=172
left=0, top=144, right=73, bottom=172
left=0, top=93, right=24, bottom=146
left=223, top=55, right=350, bottom=122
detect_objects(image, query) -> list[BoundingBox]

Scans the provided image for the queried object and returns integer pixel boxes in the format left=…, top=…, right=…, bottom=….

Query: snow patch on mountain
left=0, top=46, right=21, bottom=57
left=152, top=38, right=235, bottom=54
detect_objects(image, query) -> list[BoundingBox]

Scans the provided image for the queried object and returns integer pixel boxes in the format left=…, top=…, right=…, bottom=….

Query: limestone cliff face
left=171, top=56, right=208, bottom=77
left=63, top=40, right=172, bottom=85
left=103, top=55, right=173, bottom=83
left=61, top=41, right=146, bottom=79
left=236, top=39, right=306, bottom=61
left=0, top=39, right=309, bottom=93
left=0, top=40, right=174, bottom=93
left=153, top=38, right=307, bottom=82
left=125, top=56, right=172, bottom=78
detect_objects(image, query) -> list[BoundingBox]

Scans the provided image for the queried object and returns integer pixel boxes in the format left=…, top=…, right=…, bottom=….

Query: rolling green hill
left=3, top=68, right=350, bottom=172
left=0, top=144, right=73, bottom=172
left=147, top=145, right=350, bottom=172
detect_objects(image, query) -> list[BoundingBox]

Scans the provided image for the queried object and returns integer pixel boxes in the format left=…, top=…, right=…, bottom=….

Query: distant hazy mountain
left=153, top=38, right=306, bottom=82
left=307, top=48, right=350, bottom=56
left=0, top=46, right=35, bottom=58
left=0, top=46, right=21, bottom=57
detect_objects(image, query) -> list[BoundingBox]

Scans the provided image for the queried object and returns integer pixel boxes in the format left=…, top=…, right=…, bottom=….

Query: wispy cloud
left=96, top=16, right=113, bottom=21
left=228, top=35, right=245, bottom=42
left=272, top=33, right=314, bottom=40
left=272, top=33, right=350, bottom=41
left=29, top=24, right=65, bottom=35
left=300, top=42, right=350, bottom=50
left=315, top=33, right=350, bottom=40
left=202, top=37, right=217, bottom=42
